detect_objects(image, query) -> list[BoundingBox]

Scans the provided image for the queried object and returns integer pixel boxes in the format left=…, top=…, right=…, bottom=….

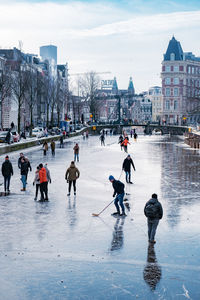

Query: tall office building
left=40, top=45, right=57, bottom=77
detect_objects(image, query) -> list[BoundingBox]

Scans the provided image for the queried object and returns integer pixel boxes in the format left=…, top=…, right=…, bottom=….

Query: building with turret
left=161, top=36, right=200, bottom=125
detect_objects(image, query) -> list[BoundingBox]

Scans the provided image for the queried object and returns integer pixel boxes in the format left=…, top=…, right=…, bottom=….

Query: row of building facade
left=0, top=36, right=200, bottom=131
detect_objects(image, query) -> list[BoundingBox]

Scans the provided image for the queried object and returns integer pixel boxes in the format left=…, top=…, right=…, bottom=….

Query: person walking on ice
left=121, top=137, right=130, bottom=153
left=65, top=161, right=80, bottom=196
left=144, top=193, right=163, bottom=244
left=73, top=143, right=79, bottom=162
left=1, top=155, right=13, bottom=195
left=33, top=166, right=40, bottom=200
left=122, top=154, right=136, bottom=184
left=100, top=133, right=105, bottom=146
left=109, top=175, right=126, bottom=217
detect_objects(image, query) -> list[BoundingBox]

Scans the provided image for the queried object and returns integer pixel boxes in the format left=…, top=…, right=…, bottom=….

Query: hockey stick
left=92, top=199, right=114, bottom=217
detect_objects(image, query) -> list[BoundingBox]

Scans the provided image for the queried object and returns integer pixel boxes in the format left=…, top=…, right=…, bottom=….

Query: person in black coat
left=122, top=154, right=136, bottom=184
left=109, top=175, right=126, bottom=216
left=1, top=155, right=13, bottom=194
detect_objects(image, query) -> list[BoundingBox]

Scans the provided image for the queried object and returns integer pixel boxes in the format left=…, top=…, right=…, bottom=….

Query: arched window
left=170, top=53, right=175, bottom=61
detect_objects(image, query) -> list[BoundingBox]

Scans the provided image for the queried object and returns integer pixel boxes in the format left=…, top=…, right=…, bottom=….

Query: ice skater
left=1, top=155, right=13, bottom=195
left=100, top=134, right=105, bottom=146
left=51, top=140, right=55, bottom=156
left=122, top=154, right=136, bottom=184
left=121, top=137, right=130, bottom=153
left=39, top=163, right=48, bottom=201
left=33, top=166, right=40, bottom=200
left=65, top=161, right=80, bottom=196
left=109, top=175, right=126, bottom=217
left=118, top=135, right=124, bottom=151
left=43, top=141, right=48, bottom=156
left=144, top=193, right=163, bottom=244
left=73, top=143, right=79, bottom=162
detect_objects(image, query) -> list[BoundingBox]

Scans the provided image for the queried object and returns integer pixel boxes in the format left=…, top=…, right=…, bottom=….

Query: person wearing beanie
left=109, top=175, right=126, bottom=217
left=122, top=154, right=136, bottom=184
left=1, top=155, right=13, bottom=195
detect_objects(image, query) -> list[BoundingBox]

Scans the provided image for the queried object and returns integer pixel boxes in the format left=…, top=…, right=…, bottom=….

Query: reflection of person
left=110, top=217, right=125, bottom=251
left=143, top=244, right=162, bottom=291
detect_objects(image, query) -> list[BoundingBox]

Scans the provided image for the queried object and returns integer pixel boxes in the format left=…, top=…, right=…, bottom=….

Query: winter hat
left=127, top=154, right=131, bottom=157
left=5, top=155, right=9, bottom=159
left=109, top=175, right=115, bottom=181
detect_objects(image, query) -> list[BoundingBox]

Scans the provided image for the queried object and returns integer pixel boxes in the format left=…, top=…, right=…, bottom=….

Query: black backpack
left=145, top=203, right=158, bottom=218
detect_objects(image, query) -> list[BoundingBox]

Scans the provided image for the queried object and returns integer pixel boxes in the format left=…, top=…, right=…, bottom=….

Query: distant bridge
left=92, top=124, right=189, bottom=135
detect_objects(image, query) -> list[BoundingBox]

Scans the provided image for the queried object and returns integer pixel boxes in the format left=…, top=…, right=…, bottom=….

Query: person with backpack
left=144, top=193, right=163, bottom=244
left=109, top=175, right=126, bottom=217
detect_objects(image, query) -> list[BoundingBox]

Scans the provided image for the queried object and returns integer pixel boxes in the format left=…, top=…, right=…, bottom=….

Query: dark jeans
left=4, top=175, right=11, bottom=192
left=125, top=171, right=131, bottom=183
left=35, top=184, right=40, bottom=198
left=74, top=153, right=79, bottom=162
left=69, top=180, right=76, bottom=193
left=124, top=146, right=127, bottom=153
left=148, top=219, right=159, bottom=241
left=40, top=182, right=48, bottom=200
left=43, top=150, right=47, bottom=156
left=114, top=193, right=125, bottom=214
left=51, top=149, right=55, bottom=156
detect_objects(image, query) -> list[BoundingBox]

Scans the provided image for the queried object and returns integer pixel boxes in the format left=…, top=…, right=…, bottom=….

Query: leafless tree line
left=0, top=64, right=67, bottom=134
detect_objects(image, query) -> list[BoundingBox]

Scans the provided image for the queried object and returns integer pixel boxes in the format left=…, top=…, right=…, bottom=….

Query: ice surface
left=0, top=134, right=199, bottom=299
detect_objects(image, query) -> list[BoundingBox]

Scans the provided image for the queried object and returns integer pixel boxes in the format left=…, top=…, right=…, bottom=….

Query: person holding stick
left=109, top=175, right=126, bottom=217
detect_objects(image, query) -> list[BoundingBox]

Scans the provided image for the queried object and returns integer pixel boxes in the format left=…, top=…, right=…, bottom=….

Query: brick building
left=161, top=36, right=200, bottom=125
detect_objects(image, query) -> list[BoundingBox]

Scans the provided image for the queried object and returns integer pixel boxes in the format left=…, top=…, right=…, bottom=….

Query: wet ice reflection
left=143, top=244, right=162, bottom=291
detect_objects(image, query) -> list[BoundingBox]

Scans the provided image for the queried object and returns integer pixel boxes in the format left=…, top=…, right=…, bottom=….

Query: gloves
left=33, top=182, right=35, bottom=186
left=50, top=179, right=51, bottom=184
left=67, top=180, right=69, bottom=183
left=113, top=193, right=115, bottom=197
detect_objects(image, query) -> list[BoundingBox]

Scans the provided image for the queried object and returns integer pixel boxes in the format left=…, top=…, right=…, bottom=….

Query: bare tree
left=80, top=71, right=101, bottom=121
left=0, top=66, right=12, bottom=129
left=24, top=67, right=38, bottom=136
left=11, top=65, right=29, bottom=133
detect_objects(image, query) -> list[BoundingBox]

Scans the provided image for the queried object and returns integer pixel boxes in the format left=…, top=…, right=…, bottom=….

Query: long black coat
left=1, top=160, right=13, bottom=177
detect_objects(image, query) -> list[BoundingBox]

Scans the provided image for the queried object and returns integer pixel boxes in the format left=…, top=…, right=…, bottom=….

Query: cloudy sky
left=0, top=0, right=200, bottom=92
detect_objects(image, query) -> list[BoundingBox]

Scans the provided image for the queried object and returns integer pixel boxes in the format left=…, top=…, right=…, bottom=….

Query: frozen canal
left=0, top=134, right=200, bottom=300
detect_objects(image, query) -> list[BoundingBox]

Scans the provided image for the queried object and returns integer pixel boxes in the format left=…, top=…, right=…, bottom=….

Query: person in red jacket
left=121, top=137, right=130, bottom=153
left=39, top=163, right=48, bottom=201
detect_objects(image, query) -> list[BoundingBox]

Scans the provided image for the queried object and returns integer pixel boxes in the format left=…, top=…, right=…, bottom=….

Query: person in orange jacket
left=121, top=137, right=130, bottom=153
left=39, top=163, right=48, bottom=201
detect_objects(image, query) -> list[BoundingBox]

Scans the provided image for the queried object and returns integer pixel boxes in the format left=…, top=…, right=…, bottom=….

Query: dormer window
left=170, top=53, right=175, bottom=61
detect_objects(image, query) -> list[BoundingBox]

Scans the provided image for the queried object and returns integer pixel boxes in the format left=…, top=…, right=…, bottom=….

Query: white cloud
left=0, top=2, right=200, bottom=91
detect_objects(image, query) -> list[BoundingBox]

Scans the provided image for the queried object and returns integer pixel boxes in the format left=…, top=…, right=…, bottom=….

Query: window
left=166, top=66, right=170, bottom=72
left=174, top=88, right=179, bottom=96
left=174, top=66, right=179, bottom=72
left=165, top=88, right=171, bottom=96
left=174, top=100, right=178, bottom=110
left=170, top=53, right=175, bottom=61
left=165, top=78, right=171, bottom=85
left=165, top=100, right=170, bottom=110
left=174, top=78, right=179, bottom=85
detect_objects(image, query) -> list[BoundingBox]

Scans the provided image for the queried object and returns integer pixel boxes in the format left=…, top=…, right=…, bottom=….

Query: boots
left=21, top=188, right=26, bottom=191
